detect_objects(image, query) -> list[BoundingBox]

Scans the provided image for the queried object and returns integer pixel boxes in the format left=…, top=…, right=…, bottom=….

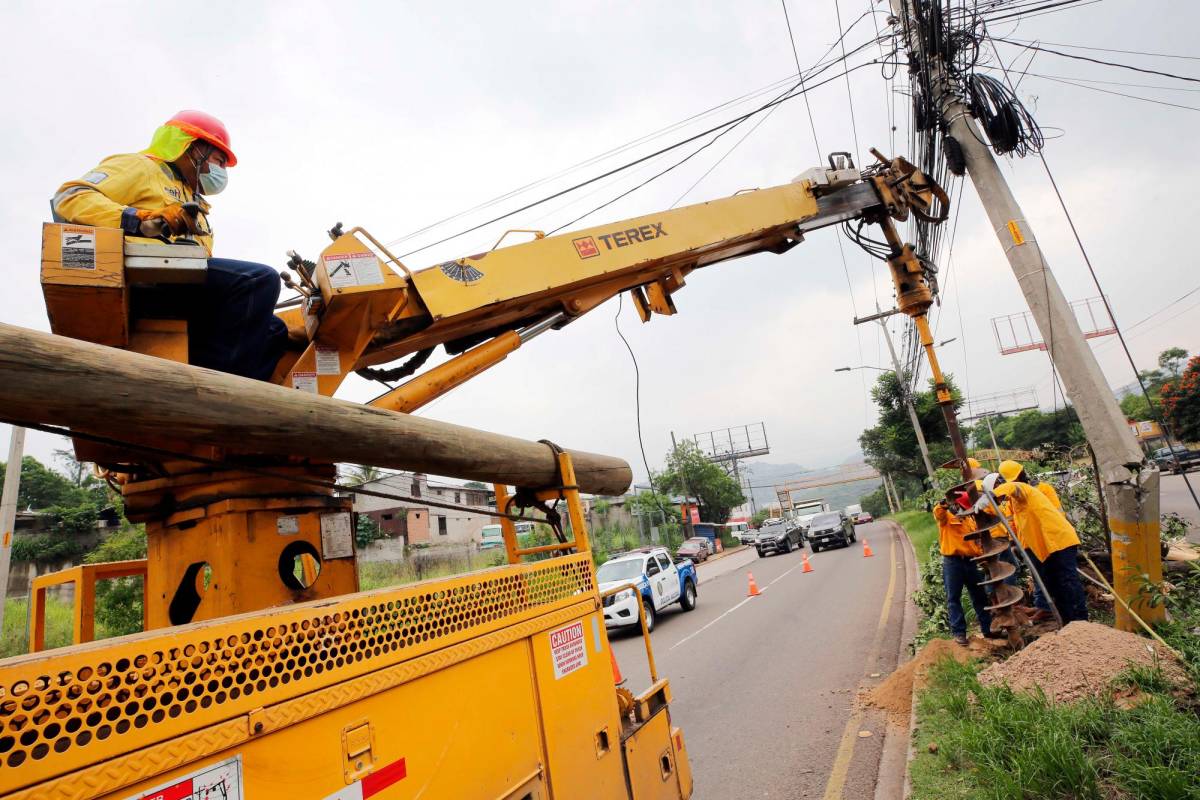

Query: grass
left=1, top=596, right=75, bottom=658
left=910, top=656, right=1200, bottom=800
left=358, top=549, right=508, bottom=591
left=891, top=510, right=938, bottom=566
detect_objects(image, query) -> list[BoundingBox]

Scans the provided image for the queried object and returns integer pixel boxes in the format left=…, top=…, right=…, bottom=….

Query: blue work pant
left=188, top=258, right=288, bottom=381
left=1030, top=546, right=1089, bottom=623
left=943, top=555, right=993, bottom=637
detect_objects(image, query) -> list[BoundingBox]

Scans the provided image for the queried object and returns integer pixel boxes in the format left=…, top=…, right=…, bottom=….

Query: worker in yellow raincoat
left=933, top=493, right=1001, bottom=646
left=997, top=460, right=1065, bottom=618
left=51, top=111, right=287, bottom=381
left=989, top=471, right=1088, bottom=623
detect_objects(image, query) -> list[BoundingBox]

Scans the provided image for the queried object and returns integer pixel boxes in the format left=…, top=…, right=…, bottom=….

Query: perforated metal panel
left=0, top=554, right=595, bottom=794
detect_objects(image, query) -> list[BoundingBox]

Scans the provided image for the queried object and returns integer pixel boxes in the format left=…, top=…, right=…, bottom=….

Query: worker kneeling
left=988, top=468, right=1088, bottom=624
left=51, top=111, right=287, bottom=381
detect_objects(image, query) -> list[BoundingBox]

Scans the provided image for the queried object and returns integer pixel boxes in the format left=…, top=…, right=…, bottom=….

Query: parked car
left=1151, top=444, right=1200, bottom=474
left=597, top=547, right=698, bottom=632
left=676, top=538, right=711, bottom=563
left=737, top=526, right=759, bottom=546
left=808, top=511, right=856, bottom=552
left=855, top=511, right=874, bottom=524
left=756, top=520, right=803, bottom=557
left=726, top=521, right=751, bottom=544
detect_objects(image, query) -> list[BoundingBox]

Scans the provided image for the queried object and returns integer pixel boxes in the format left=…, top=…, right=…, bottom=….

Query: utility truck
left=0, top=146, right=947, bottom=799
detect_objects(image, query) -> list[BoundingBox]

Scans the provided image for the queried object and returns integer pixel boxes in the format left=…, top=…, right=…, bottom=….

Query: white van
left=480, top=521, right=533, bottom=549
left=726, top=521, right=753, bottom=545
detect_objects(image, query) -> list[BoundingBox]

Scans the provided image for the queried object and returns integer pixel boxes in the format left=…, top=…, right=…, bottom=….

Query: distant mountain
left=741, top=461, right=880, bottom=513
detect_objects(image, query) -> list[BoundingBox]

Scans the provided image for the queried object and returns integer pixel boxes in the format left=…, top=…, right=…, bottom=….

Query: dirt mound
left=978, top=621, right=1187, bottom=703
left=865, top=637, right=999, bottom=720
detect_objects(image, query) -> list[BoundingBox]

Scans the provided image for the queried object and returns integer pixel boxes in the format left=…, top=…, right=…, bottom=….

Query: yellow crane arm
left=269, top=151, right=946, bottom=408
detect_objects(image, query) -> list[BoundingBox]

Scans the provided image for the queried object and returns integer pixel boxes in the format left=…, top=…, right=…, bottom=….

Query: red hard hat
left=166, top=110, right=237, bottom=166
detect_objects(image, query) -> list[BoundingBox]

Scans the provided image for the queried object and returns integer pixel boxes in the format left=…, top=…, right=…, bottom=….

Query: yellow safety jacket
left=1036, top=481, right=1063, bottom=511
left=52, top=153, right=214, bottom=255
left=993, top=481, right=1080, bottom=562
left=933, top=504, right=982, bottom=559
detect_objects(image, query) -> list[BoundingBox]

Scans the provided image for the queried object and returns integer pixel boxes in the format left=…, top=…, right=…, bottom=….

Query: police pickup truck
left=597, top=547, right=698, bottom=632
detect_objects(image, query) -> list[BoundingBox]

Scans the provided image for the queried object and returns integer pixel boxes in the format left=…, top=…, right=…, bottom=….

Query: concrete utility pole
left=891, top=0, right=1160, bottom=630
left=878, top=319, right=938, bottom=484
left=0, top=427, right=26, bottom=637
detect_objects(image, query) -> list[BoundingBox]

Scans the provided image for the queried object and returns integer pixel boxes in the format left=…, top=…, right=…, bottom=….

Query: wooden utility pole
left=0, top=426, right=24, bottom=637
left=0, top=323, right=632, bottom=497
left=891, top=0, right=1160, bottom=629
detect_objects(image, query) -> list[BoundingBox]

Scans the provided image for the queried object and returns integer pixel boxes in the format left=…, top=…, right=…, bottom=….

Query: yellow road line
left=821, top=530, right=899, bottom=800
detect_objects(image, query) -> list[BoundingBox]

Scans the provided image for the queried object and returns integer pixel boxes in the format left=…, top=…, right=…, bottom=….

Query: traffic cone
left=863, top=539, right=874, bottom=558
left=802, top=552, right=813, bottom=573
left=609, top=647, right=625, bottom=685
left=747, top=572, right=762, bottom=597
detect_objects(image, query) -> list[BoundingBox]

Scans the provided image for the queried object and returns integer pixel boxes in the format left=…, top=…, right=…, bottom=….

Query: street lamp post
left=835, top=358, right=937, bottom=485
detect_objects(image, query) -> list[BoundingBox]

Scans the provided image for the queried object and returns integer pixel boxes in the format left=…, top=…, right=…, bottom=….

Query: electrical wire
left=612, top=294, right=675, bottom=522
left=1019, top=73, right=1200, bottom=113
left=998, top=36, right=1200, bottom=62
left=991, top=37, right=1200, bottom=84
left=393, top=46, right=886, bottom=260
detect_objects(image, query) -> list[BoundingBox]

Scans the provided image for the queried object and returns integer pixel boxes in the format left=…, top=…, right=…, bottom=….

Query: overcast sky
left=2, top=0, right=1197, bottom=488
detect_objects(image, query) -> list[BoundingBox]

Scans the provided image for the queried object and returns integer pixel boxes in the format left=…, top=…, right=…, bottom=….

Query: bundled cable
left=965, top=72, right=1044, bottom=156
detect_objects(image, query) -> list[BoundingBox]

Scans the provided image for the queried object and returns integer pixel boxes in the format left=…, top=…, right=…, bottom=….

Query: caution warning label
left=127, top=754, right=243, bottom=800
left=549, top=620, right=588, bottom=679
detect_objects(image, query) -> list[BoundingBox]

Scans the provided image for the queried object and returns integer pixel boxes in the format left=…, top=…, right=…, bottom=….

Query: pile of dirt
left=978, top=621, right=1187, bottom=703
left=864, top=637, right=999, bottom=720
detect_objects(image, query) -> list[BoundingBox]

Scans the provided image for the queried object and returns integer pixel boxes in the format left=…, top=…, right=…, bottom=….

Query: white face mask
left=199, top=163, right=228, bottom=195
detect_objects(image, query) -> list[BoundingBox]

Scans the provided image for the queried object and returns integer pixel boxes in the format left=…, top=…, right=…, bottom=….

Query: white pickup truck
left=597, top=547, right=699, bottom=632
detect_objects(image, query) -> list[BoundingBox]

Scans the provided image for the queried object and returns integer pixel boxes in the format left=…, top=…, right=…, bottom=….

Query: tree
left=750, top=508, right=773, bottom=528
left=1162, top=354, right=1200, bottom=443
left=342, top=464, right=382, bottom=485
left=463, top=481, right=487, bottom=489
left=656, top=441, right=744, bottom=523
left=1159, top=347, right=1188, bottom=379
left=859, top=371, right=964, bottom=486
left=859, top=486, right=891, bottom=518
left=1120, top=392, right=1153, bottom=422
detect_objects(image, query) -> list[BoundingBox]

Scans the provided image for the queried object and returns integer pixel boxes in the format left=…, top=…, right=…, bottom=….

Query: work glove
left=135, top=203, right=204, bottom=237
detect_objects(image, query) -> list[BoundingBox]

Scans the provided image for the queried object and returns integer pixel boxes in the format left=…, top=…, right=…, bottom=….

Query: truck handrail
left=600, top=581, right=659, bottom=684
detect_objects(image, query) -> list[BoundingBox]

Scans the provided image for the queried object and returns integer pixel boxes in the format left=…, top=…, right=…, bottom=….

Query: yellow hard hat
left=967, top=457, right=981, bottom=469
left=998, top=460, right=1024, bottom=483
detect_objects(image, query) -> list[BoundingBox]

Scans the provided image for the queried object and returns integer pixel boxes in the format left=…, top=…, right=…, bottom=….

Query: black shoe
left=953, top=634, right=969, bottom=646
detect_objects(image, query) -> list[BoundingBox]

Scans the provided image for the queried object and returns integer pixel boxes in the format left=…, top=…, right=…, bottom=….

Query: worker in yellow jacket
left=996, top=460, right=1064, bottom=618
left=933, top=497, right=1000, bottom=645
left=51, top=111, right=287, bottom=381
left=990, top=471, right=1088, bottom=623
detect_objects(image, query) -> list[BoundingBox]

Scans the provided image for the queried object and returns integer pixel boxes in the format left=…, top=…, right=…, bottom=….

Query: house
left=352, top=472, right=495, bottom=558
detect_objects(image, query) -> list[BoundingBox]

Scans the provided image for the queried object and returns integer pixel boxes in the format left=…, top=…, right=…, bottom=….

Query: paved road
left=1160, top=471, right=1200, bottom=543
left=610, top=522, right=913, bottom=799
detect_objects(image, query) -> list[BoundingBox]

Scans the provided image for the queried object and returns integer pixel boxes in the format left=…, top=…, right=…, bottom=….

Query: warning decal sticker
left=324, top=252, right=384, bottom=288
left=291, top=371, right=319, bottom=393
left=61, top=226, right=96, bottom=270
left=320, top=512, right=355, bottom=559
left=127, top=754, right=243, bottom=800
left=549, top=620, right=588, bottom=679
left=315, top=346, right=341, bottom=375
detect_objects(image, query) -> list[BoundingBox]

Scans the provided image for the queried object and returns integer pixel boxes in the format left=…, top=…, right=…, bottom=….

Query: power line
left=992, top=37, right=1200, bottom=84
left=999, top=36, right=1200, bottom=62
left=1019, top=73, right=1200, bottom=113
left=393, top=46, right=886, bottom=260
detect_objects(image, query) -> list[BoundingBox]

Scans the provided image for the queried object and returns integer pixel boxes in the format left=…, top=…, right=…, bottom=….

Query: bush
left=85, top=523, right=148, bottom=639
left=11, top=533, right=85, bottom=562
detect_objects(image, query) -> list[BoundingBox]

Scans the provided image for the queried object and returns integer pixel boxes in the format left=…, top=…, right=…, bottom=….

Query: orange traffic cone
left=863, top=539, right=874, bottom=558
left=747, top=572, right=762, bottom=597
left=802, top=552, right=813, bottom=573
left=609, top=647, right=625, bottom=685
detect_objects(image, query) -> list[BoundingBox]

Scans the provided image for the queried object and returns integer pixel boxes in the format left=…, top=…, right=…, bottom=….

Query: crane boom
left=270, top=151, right=945, bottom=410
